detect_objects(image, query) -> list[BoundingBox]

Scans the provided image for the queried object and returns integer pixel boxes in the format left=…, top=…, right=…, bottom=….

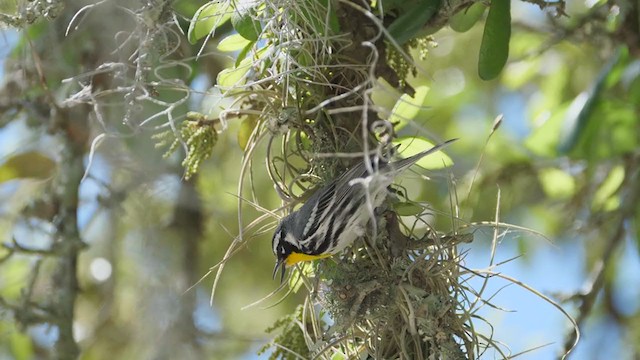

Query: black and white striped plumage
left=272, top=139, right=456, bottom=281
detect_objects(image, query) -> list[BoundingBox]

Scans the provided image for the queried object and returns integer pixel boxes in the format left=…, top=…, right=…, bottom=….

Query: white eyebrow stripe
left=272, top=230, right=282, bottom=253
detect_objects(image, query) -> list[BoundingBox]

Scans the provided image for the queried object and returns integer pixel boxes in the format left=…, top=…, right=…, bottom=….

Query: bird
left=271, top=139, right=457, bottom=282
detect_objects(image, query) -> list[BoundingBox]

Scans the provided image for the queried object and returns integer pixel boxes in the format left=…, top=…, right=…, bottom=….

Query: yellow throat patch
left=286, top=252, right=332, bottom=266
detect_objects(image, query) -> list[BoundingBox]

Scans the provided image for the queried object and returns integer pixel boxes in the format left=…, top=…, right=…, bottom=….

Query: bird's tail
left=392, top=138, right=458, bottom=172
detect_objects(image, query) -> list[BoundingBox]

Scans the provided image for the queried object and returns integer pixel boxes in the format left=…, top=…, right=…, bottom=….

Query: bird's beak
left=272, top=257, right=286, bottom=283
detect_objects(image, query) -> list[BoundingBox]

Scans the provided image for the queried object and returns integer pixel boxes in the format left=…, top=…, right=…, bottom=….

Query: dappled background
left=0, top=0, right=639, bottom=359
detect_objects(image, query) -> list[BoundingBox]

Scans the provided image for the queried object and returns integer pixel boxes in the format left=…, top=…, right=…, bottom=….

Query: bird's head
left=271, top=216, right=331, bottom=283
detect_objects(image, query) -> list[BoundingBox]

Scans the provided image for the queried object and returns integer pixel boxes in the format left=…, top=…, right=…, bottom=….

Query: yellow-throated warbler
left=272, top=139, right=457, bottom=281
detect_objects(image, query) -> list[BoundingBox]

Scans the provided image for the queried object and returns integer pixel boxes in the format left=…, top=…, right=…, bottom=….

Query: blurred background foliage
left=0, top=0, right=638, bottom=359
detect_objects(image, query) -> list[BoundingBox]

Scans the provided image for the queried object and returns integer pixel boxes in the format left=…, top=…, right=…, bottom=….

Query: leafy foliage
left=0, top=0, right=639, bottom=359
left=258, top=305, right=312, bottom=360
left=153, top=112, right=219, bottom=179
left=478, top=0, right=510, bottom=80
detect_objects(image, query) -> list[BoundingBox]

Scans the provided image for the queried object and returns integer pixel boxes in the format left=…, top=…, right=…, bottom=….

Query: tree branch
left=48, top=107, right=90, bottom=359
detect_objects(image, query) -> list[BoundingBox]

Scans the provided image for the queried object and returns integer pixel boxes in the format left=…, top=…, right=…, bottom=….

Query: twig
left=2, top=237, right=54, bottom=257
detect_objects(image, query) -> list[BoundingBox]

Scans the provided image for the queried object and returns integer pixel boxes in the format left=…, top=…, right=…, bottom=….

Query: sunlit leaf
left=10, top=330, right=33, bottom=360
left=388, top=85, right=429, bottom=131
left=538, top=168, right=576, bottom=199
left=172, top=0, right=202, bottom=18
left=187, top=2, right=232, bottom=44
left=217, top=33, right=251, bottom=52
left=393, top=137, right=454, bottom=169
left=600, top=101, right=637, bottom=155
left=218, top=46, right=271, bottom=89
left=557, top=97, right=637, bottom=161
left=387, top=0, right=441, bottom=45
left=449, top=3, right=486, bottom=33
left=525, top=55, right=571, bottom=121
left=330, top=353, right=346, bottom=360
left=237, top=116, right=258, bottom=150
left=0, top=152, right=56, bottom=183
left=217, top=57, right=252, bottom=88
left=592, top=165, right=624, bottom=211
left=0, top=1, right=18, bottom=13
left=1, top=258, right=31, bottom=298
left=525, top=102, right=569, bottom=157
left=503, top=59, right=540, bottom=89
left=478, top=0, right=511, bottom=80
left=509, top=32, right=546, bottom=58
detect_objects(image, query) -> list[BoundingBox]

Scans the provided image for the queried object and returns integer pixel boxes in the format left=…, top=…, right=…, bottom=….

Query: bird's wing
left=293, top=139, right=456, bottom=242
left=296, top=181, right=337, bottom=240
left=331, top=139, right=457, bottom=207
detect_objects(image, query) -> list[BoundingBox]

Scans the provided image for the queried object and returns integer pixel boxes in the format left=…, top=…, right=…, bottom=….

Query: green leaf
left=449, top=3, right=487, bottom=33
left=217, top=33, right=251, bottom=52
left=628, top=71, right=640, bottom=105
left=524, top=103, right=567, bottom=157
left=234, top=38, right=255, bottom=67
left=478, top=0, right=511, bottom=80
left=218, top=46, right=271, bottom=89
left=330, top=353, right=346, bottom=360
left=237, top=116, right=258, bottom=150
left=388, top=86, right=429, bottom=131
left=394, top=201, right=424, bottom=216
left=0, top=152, right=56, bottom=183
left=217, top=56, right=252, bottom=88
left=558, top=49, right=623, bottom=155
left=569, top=99, right=637, bottom=160
left=557, top=91, right=597, bottom=155
left=393, top=137, right=454, bottom=169
left=231, top=8, right=262, bottom=41
left=502, top=58, right=540, bottom=89
left=538, top=168, right=576, bottom=199
left=10, top=330, right=33, bottom=360
left=187, top=2, right=232, bottom=44
left=387, top=0, right=442, bottom=45
left=0, top=1, right=17, bottom=13
left=592, top=165, right=624, bottom=211
left=298, top=130, right=312, bottom=151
